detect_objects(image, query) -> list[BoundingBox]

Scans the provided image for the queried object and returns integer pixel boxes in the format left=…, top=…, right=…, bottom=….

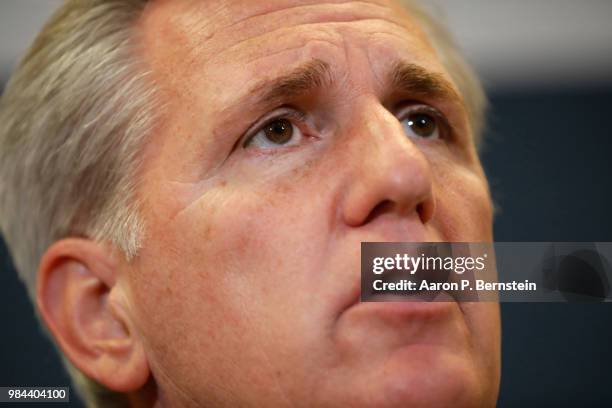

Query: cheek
left=126, top=172, right=336, bottom=382
left=461, top=301, right=501, bottom=400
left=431, top=164, right=493, bottom=241
left=430, top=163, right=500, bottom=391
left=132, top=183, right=313, bottom=313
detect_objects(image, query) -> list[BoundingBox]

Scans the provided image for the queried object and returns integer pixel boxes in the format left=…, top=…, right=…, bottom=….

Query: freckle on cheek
left=196, top=195, right=223, bottom=241
left=275, top=159, right=317, bottom=195
left=202, top=223, right=214, bottom=241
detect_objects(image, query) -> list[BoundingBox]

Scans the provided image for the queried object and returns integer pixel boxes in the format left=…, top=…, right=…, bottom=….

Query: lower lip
left=352, top=296, right=458, bottom=320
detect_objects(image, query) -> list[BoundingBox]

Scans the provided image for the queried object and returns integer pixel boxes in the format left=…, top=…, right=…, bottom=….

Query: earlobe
left=36, top=238, right=150, bottom=392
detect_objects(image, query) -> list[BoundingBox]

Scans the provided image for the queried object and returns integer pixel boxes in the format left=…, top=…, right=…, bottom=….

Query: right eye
left=243, top=117, right=305, bottom=150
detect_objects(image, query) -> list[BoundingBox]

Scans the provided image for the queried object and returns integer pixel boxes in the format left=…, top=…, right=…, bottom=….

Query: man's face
left=124, top=0, right=500, bottom=406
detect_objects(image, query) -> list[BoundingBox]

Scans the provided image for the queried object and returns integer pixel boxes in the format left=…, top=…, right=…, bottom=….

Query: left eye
left=399, top=106, right=443, bottom=140
left=244, top=118, right=303, bottom=149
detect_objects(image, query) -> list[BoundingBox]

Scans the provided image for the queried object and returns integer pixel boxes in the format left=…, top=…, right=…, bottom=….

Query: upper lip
left=333, top=226, right=450, bottom=322
left=337, top=271, right=465, bottom=325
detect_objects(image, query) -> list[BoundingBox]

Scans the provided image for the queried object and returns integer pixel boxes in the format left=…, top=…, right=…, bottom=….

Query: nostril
left=363, top=200, right=394, bottom=225
left=417, top=203, right=425, bottom=218
left=416, top=202, right=425, bottom=223
left=417, top=199, right=435, bottom=224
left=363, top=199, right=434, bottom=226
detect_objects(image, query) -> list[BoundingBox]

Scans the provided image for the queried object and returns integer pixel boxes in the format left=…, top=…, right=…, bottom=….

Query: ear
left=36, top=238, right=150, bottom=392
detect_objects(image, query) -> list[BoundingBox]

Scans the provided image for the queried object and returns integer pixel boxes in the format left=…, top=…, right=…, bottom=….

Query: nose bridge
left=360, top=101, right=404, bottom=150
left=364, top=101, right=412, bottom=153
left=339, top=98, right=435, bottom=227
left=348, top=98, right=430, bottom=183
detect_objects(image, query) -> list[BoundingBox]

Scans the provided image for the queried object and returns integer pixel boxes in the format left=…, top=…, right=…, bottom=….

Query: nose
left=340, top=102, right=435, bottom=228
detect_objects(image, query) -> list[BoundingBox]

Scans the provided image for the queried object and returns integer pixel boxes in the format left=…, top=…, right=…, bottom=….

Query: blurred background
left=1, top=0, right=611, bottom=406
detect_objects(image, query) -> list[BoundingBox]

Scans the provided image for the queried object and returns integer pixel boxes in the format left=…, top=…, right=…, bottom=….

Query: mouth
left=338, top=279, right=463, bottom=326
left=332, top=282, right=468, bottom=357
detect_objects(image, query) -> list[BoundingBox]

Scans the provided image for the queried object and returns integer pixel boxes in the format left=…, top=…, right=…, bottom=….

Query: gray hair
left=0, top=0, right=485, bottom=406
left=0, top=0, right=153, bottom=406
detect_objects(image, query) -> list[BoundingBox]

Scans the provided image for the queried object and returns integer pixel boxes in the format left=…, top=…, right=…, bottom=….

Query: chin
left=344, top=346, right=492, bottom=408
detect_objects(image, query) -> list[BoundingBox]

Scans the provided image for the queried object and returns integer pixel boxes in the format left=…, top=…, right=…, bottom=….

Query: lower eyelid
left=244, top=110, right=306, bottom=143
left=411, top=106, right=451, bottom=124
left=244, top=119, right=307, bottom=150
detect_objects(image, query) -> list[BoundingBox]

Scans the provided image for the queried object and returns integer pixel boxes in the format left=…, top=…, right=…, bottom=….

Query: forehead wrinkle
left=241, top=40, right=333, bottom=66
left=167, top=0, right=410, bottom=61
left=142, top=1, right=224, bottom=58
left=224, top=0, right=398, bottom=31
left=220, top=17, right=420, bottom=59
left=146, top=0, right=433, bottom=87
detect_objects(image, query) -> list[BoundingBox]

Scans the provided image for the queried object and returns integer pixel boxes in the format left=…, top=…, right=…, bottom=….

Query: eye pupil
left=264, top=119, right=293, bottom=144
left=409, top=113, right=436, bottom=137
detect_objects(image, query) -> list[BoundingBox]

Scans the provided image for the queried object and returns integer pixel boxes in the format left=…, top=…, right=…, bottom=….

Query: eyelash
left=239, top=102, right=454, bottom=152
left=396, top=104, right=453, bottom=140
left=242, top=108, right=308, bottom=148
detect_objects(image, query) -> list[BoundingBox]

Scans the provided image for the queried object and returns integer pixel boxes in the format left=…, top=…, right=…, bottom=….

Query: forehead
left=142, top=0, right=428, bottom=47
left=139, top=0, right=448, bottom=94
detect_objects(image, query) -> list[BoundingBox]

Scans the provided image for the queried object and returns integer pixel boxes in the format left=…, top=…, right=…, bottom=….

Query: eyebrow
left=389, top=60, right=463, bottom=105
left=231, top=58, right=465, bottom=124
left=246, top=58, right=461, bottom=106
left=248, top=59, right=333, bottom=106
